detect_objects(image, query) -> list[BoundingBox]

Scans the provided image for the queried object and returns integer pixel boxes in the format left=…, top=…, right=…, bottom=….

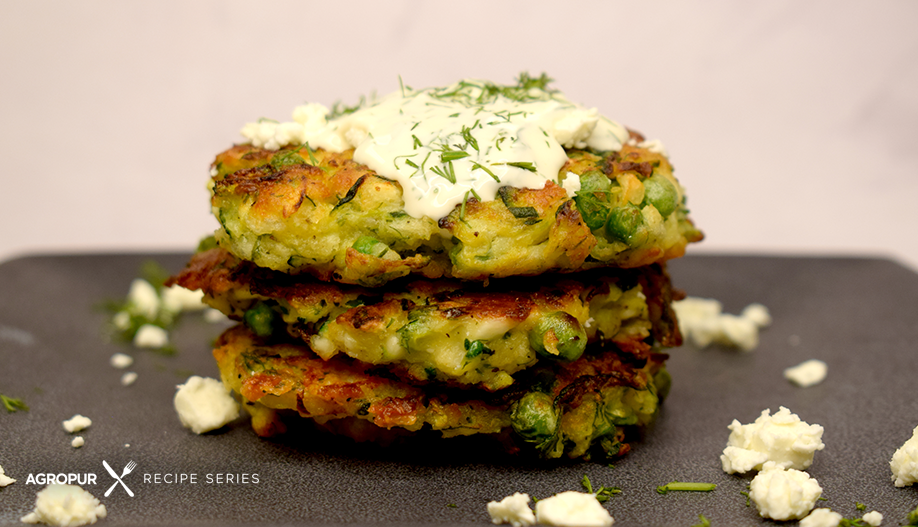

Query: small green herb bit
left=2, top=394, right=29, bottom=413
left=655, top=481, right=717, bottom=495
left=906, top=504, right=918, bottom=526
left=739, top=490, right=750, bottom=507
left=580, top=474, right=621, bottom=503
left=581, top=474, right=594, bottom=493
left=690, top=514, right=712, bottom=527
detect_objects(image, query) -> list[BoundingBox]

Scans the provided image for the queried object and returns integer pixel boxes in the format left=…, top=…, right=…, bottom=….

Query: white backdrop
left=2, top=1, right=917, bottom=270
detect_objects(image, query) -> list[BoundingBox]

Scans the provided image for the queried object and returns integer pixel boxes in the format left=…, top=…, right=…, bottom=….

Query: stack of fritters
left=169, top=136, right=701, bottom=459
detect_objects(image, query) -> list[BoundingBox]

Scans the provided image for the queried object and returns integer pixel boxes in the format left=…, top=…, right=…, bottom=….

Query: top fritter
left=210, top=74, right=703, bottom=286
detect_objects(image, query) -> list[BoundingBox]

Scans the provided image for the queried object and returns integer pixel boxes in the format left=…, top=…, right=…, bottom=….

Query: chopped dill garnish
left=2, top=394, right=28, bottom=413
left=655, top=482, right=716, bottom=495
left=440, top=150, right=470, bottom=162
left=691, top=514, right=712, bottom=527
left=494, top=161, right=537, bottom=172
left=471, top=162, right=500, bottom=182
left=580, top=474, right=621, bottom=503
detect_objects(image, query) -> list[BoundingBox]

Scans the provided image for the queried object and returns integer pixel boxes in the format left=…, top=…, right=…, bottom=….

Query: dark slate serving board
left=0, top=253, right=916, bottom=526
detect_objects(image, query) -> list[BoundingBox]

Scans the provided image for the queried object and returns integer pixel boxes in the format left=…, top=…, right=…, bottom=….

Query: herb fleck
left=1, top=394, right=28, bottom=413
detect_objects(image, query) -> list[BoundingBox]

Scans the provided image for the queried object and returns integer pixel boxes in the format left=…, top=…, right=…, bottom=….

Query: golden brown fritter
left=169, top=248, right=681, bottom=390
left=214, top=324, right=670, bottom=459
left=209, top=143, right=702, bottom=286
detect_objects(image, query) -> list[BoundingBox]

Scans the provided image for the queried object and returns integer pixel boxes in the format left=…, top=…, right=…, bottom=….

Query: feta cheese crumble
left=20, top=484, right=107, bottom=527
left=133, top=323, right=169, bottom=349
left=721, top=406, right=824, bottom=474
left=0, top=464, right=15, bottom=487
left=109, top=352, right=133, bottom=369
left=120, top=372, right=138, bottom=386
left=784, top=359, right=828, bottom=387
left=534, top=491, right=613, bottom=527
left=126, top=278, right=160, bottom=319
left=862, top=510, right=883, bottom=526
left=71, top=436, right=85, bottom=448
left=161, top=285, right=206, bottom=313
left=174, top=376, right=240, bottom=434
left=890, top=424, right=918, bottom=487
left=800, top=508, right=843, bottom=527
left=203, top=307, right=228, bottom=323
left=486, top=492, right=536, bottom=527
left=672, top=297, right=770, bottom=351
left=749, top=462, right=822, bottom=521
left=62, top=415, right=92, bottom=434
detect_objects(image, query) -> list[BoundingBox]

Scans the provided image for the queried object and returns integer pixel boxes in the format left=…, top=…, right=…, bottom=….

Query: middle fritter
left=172, top=247, right=681, bottom=391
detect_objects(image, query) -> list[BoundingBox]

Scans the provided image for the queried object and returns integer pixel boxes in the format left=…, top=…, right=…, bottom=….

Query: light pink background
left=2, top=1, right=916, bottom=270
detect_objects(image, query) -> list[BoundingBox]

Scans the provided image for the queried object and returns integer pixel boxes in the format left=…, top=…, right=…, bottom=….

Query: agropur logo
left=25, top=460, right=137, bottom=497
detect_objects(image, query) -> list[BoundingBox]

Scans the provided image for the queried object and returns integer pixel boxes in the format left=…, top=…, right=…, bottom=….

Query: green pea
left=578, top=171, right=612, bottom=193
left=244, top=302, right=278, bottom=338
left=574, top=172, right=613, bottom=230
left=605, top=204, right=647, bottom=247
left=573, top=194, right=610, bottom=230
left=510, top=392, right=559, bottom=444
left=653, top=367, right=672, bottom=401
left=641, top=174, right=678, bottom=218
left=529, top=312, right=587, bottom=361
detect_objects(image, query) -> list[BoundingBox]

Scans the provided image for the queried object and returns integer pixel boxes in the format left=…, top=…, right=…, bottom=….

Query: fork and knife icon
left=102, top=460, right=136, bottom=497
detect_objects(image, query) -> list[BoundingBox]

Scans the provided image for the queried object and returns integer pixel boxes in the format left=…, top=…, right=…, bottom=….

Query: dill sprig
left=430, top=73, right=557, bottom=106
left=328, top=95, right=368, bottom=119
left=691, top=514, right=712, bottom=527
left=2, top=394, right=28, bottom=413
left=494, top=161, right=537, bottom=172
left=581, top=474, right=621, bottom=503
left=655, top=481, right=716, bottom=495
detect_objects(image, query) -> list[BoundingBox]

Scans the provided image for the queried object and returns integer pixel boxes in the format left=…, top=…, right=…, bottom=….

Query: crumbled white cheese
left=672, top=297, right=770, bottom=351
left=799, top=508, right=842, bottom=527
left=71, top=436, right=85, bottom=448
left=0, top=464, right=15, bottom=487
left=62, top=415, right=92, bottom=434
left=292, top=102, right=330, bottom=130
left=890, top=424, right=918, bottom=487
left=784, top=359, right=828, bottom=387
left=637, top=138, right=668, bottom=157
left=126, top=278, right=160, bottom=319
left=534, top=491, right=613, bottom=527
left=741, top=303, right=772, bottom=326
left=20, top=484, right=107, bottom=527
left=862, top=510, right=883, bottom=527
left=203, top=307, right=228, bottom=323
left=120, top=372, right=138, bottom=386
left=174, top=376, right=240, bottom=434
left=160, top=285, right=205, bottom=313
left=561, top=171, right=581, bottom=196
left=749, top=462, right=823, bottom=521
left=486, top=492, right=536, bottom=527
left=112, top=311, right=131, bottom=330
left=109, top=352, right=133, bottom=369
left=721, top=406, right=824, bottom=474
left=133, top=324, right=169, bottom=348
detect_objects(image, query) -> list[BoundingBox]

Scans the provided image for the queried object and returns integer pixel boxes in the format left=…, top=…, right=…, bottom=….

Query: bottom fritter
left=215, top=324, right=670, bottom=460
